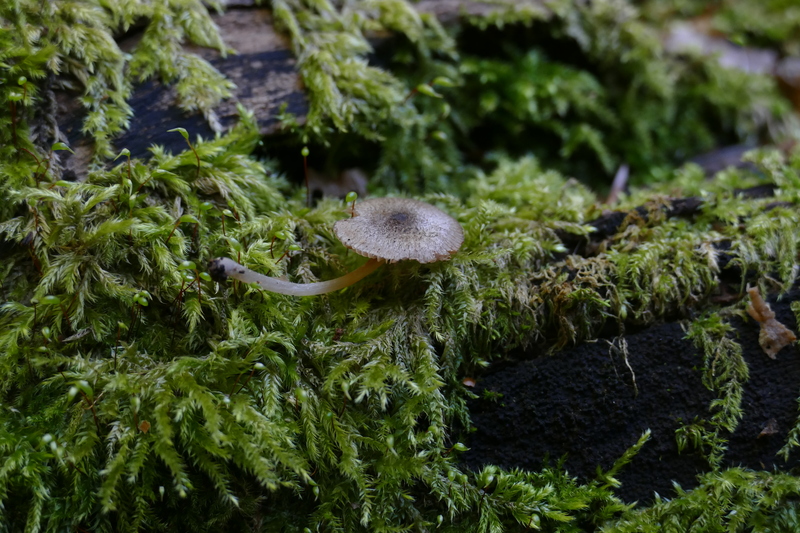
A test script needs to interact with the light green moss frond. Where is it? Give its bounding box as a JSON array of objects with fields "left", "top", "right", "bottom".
[
  {"left": 680, "top": 313, "right": 748, "bottom": 468},
  {"left": 605, "top": 468, "right": 800, "bottom": 532}
]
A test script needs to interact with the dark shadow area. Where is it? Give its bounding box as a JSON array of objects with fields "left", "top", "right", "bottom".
[
  {"left": 462, "top": 288, "right": 800, "bottom": 504},
  {"left": 456, "top": 21, "right": 592, "bottom": 72}
]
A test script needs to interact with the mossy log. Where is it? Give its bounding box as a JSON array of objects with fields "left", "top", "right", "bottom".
[
  {"left": 4, "top": 0, "right": 800, "bottom": 531},
  {"left": 465, "top": 286, "right": 800, "bottom": 503},
  {"left": 56, "top": 1, "right": 550, "bottom": 174}
]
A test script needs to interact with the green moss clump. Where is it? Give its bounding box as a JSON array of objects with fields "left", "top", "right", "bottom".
[
  {"left": 365, "top": 1, "right": 794, "bottom": 191},
  {"left": 265, "top": 0, "right": 796, "bottom": 193},
  {"left": 606, "top": 468, "right": 800, "bottom": 532},
  {"left": 3, "top": 134, "right": 800, "bottom": 529},
  {"left": 678, "top": 313, "right": 747, "bottom": 468},
  {"left": 1, "top": 0, "right": 231, "bottom": 159}
]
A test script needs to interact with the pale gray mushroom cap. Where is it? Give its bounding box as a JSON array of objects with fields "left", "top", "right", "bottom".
[{"left": 333, "top": 197, "right": 464, "bottom": 264}]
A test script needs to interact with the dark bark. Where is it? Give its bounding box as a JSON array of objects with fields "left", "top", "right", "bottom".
[
  {"left": 56, "top": 1, "right": 551, "bottom": 171},
  {"left": 463, "top": 287, "right": 800, "bottom": 503}
]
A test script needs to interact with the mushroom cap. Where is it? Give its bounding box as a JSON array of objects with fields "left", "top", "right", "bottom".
[{"left": 333, "top": 197, "right": 464, "bottom": 264}]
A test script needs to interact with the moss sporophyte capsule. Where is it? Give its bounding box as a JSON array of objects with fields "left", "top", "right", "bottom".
[{"left": 208, "top": 198, "right": 464, "bottom": 296}]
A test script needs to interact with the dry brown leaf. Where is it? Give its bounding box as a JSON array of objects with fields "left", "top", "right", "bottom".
[
  {"left": 746, "top": 286, "right": 797, "bottom": 359},
  {"left": 757, "top": 418, "right": 779, "bottom": 439}
]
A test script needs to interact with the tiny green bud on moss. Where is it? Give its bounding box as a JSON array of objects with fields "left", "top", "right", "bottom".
[
  {"left": 168, "top": 127, "right": 190, "bottom": 140},
  {"left": 51, "top": 142, "right": 74, "bottom": 153},
  {"left": 431, "top": 76, "right": 455, "bottom": 87},
  {"left": 415, "top": 83, "right": 442, "bottom": 98},
  {"left": 225, "top": 237, "right": 242, "bottom": 252},
  {"left": 178, "top": 214, "right": 200, "bottom": 224}
]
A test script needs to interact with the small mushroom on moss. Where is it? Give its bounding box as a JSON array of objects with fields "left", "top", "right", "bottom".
[{"left": 208, "top": 197, "right": 464, "bottom": 296}]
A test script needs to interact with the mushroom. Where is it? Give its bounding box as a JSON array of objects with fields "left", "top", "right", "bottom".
[{"left": 208, "top": 197, "right": 464, "bottom": 296}]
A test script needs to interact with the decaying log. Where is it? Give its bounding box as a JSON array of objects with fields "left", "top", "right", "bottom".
[
  {"left": 56, "top": 1, "right": 550, "bottom": 171},
  {"left": 54, "top": 0, "right": 798, "bottom": 180},
  {"left": 57, "top": 7, "right": 302, "bottom": 168},
  {"left": 557, "top": 184, "right": 781, "bottom": 257}
]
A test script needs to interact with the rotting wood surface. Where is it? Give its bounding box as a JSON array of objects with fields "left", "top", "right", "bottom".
[
  {"left": 463, "top": 286, "right": 800, "bottom": 504},
  {"left": 55, "top": 0, "right": 797, "bottom": 177},
  {"left": 56, "top": 0, "right": 551, "bottom": 173}
]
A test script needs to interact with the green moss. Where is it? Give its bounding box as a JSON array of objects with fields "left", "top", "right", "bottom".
[
  {"left": 374, "top": 0, "right": 793, "bottom": 190},
  {"left": 606, "top": 468, "right": 800, "bottom": 532},
  {"left": 4, "top": 137, "right": 800, "bottom": 529},
  {"left": 679, "top": 313, "right": 748, "bottom": 468},
  {"left": 2, "top": 0, "right": 800, "bottom": 531},
  {"left": 265, "top": 0, "right": 795, "bottom": 193}
]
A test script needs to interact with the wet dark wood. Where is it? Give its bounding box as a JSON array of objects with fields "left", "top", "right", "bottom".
[
  {"left": 55, "top": 1, "right": 550, "bottom": 167},
  {"left": 58, "top": 7, "right": 302, "bottom": 162}
]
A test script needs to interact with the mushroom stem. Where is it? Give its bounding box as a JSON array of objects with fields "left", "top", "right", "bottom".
[{"left": 208, "top": 257, "right": 383, "bottom": 296}]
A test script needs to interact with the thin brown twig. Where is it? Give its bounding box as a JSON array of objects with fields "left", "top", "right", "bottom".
[
  {"left": 235, "top": 366, "right": 258, "bottom": 395},
  {"left": 78, "top": 389, "right": 101, "bottom": 433}
]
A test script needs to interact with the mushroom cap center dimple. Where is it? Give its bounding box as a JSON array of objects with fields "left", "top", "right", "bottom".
[
  {"left": 388, "top": 212, "right": 410, "bottom": 225},
  {"left": 386, "top": 212, "right": 413, "bottom": 231}
]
